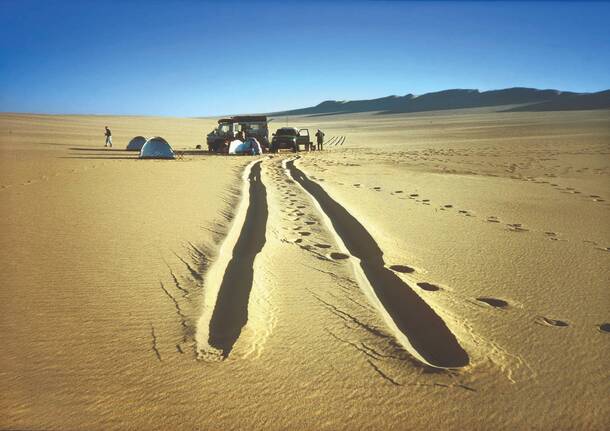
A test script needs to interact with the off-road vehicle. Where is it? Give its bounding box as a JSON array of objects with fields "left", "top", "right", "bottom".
[
  {"left": 270, "top": 127, "right": 312, "bottom": 152},
  {"left": 207, "top": 116, "right": 269, "bottom": 152}
]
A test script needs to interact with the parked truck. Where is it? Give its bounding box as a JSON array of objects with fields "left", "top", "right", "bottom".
[
  {"left": 207, "top": 116, "right": 269, "bottom": 152},
  {"left": 270, "top": 127, "right": 312, "bottom": 152}
]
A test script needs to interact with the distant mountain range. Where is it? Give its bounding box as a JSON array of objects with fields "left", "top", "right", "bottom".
[{"left": 268, "top": 87, "right": 610, "bottom": 117}]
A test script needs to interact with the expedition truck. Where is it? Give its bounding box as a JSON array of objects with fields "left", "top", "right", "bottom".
[
  {"left": 207, "top": 116, "right": 269, "bottom": 152},
  {"left": 270, "top": 127, "right": 313, "bottom": 152}
]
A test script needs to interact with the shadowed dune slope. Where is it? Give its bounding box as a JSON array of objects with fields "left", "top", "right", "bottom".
[
  {"left": 504, "top": 90, "right": 610, "bottom": 112},
  {"left": 268, "top": 87, "right": 609, "bottom": 117}
]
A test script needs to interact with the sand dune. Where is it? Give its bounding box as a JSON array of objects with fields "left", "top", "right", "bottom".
[
  {"left": 268, "top": 87, "right": 609, "bottom": 117},
  {"left": 505, "top": 90, "right": 610, "bottom": 112},
  {"left": 1, "top": 110, "right": 609, "bottom": 429}
]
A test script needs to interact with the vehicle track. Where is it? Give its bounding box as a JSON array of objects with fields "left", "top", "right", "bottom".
[
  {"left": 197, "top": 160, "right": 268, "bottom": 359},
  {"left": 285, "top": 157, "right": 469, "bottom": 369}
]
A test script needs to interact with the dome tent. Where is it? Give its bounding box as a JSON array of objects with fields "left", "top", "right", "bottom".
[
  {"left": 126, "top": 136, "right": 147, "bottom": 151},
  {"left": 139, "top": 137, "right": 175, "bottom": 159},
  {"left": 228, "top": 137, "right": 263, "bottom": 155}
]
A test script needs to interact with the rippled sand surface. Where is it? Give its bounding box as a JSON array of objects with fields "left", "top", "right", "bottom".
[{"left": 1, "top": 110, "right": 608, "bottom": 430}]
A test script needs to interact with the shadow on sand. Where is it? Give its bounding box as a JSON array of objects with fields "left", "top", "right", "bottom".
[
  {"left": 287, "top": 158, "right": 469, "bottom": 368},
  {"left": 69, "top": 147, "right": 130, "bottom": 152},
  {"left": 207, "top": 161, "right": 268, "bottom": 358},
  {"left": 60, "top": 155, "right": 138, "bottom": 160}
]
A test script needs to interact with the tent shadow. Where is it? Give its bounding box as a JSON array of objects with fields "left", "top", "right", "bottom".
[
  {"left": 69, "top": 147, "right": 129, "bottom": 152},
  {"left": 59, "top": 156, "right": 138, "bottom": 160}
]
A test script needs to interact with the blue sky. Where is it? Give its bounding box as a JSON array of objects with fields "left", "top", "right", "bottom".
[{"left": 1, "top": 0, "right": 609, "bottom": 116}]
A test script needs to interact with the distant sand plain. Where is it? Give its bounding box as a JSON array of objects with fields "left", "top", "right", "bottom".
[{"left": 1, "top": 109, "right": 608, "bottom": 430}]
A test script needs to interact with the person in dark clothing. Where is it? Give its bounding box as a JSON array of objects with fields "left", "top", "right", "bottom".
[
  {"left": 237, "top": 129, "right": 246, "bottom": 142},
  {"left": 315, "top": 129, "right": 325, "bottom": 150},
  {"left": 104, "top": 126, "right": 112, "bottom": 147}
]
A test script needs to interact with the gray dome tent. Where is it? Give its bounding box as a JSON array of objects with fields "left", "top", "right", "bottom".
[
  {"left": 139, "top": 137, "right": 175, "bottom": 159},
  {"left": 126, "top": 136, "right": 147, "bottom": 151}
]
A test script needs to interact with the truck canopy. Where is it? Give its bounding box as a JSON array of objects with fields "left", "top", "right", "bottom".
[{"left": 218, "top": 116, "right": 268, "bottom": 124}]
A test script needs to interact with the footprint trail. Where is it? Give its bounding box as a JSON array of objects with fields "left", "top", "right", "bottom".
[{"left": 285, "top": 157, "right": 469, "bottom": 369}]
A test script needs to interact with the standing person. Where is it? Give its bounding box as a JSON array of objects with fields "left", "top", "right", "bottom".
[
  {"left": 104, "top": 126, "right": 112, "bottom": 148},
  {"left": 315, "top": 129, "right": 325, "bottom": 150}
]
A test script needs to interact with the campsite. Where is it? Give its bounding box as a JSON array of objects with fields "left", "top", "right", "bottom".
[
  {"left": 1, "top": 1, "right": 609, "bottom": 430},
  {"left": 1, "top": 104, "right": 609, "bottom": 429}
]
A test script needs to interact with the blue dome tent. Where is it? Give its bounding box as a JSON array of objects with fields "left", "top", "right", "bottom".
[{"left": 139, "top": 137, "right": 175, "bottom": 159}]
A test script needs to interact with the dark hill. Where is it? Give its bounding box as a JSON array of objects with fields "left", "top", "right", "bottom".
[
  {"left": 503, "top": 90, "right": 610, "bottom": 112},
  {"left": 268, "top": 87, "right": 609, "bottom": 116}
]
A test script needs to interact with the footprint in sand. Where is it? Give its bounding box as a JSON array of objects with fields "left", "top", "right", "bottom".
[
  {"left": 409, "top": 193, "right": 419, "bottom": 198},
  {"left": 373, "top": 186, "right": 381, "bottom": 191},
  {"left": 389, "top": 264, "right": 415, "bottom": 274},
  {"left": 597, "top": 323, "right": 610, "bottom": 333},
  {"left": 476, "top": 297, "right": 509, "bottom": 308},
  {"left": 394, "top": 190, "right": 403, "bottom": 194},
  {"left": 486, "top": 216, "right": 500, "bottom": 223},
  {"left": 443, "top": 204, "right": 453, "bottom": 208},
  {"left": 507, "top": 223, "right": 528, "bottom": 232},
  {"left": 535, "top": 316, "right": 569, "bottom": 327},
  {"left": 353, "top": 184, "right": 361, "bottom": 187},
  {"left": 544, "top": 232, "right": 561, "bottom": 241},
  {"left": 314, "top": 243, "right": 331, "bottom": 249},
  {"left": 329, "top": 252, "right": 350, "bottom": 260},
  {"left": 417, "top": 282, "right": 440, "bottom": 292}
]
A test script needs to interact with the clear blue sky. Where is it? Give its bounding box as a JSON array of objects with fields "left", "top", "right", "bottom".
[{"left": 1, "top": 0, "right": 609, "bottom": 116}]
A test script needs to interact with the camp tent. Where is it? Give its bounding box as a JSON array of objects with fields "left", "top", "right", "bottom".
[
  {"left": 139, "top": 137, "right": 175, "bottom": 159},
  {"left": 228, "top": 138, "right": 262, "bottom": 155},
  {"left": 126, "top": 136, "right": 147, "bottom": 151},
  {"left": 246, "top": 138, "right": 263, "bottom": 155}
]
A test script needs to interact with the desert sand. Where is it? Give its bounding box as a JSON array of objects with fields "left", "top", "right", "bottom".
[{"left": 1, "top": 109, "right": 609, "bottom": 430}]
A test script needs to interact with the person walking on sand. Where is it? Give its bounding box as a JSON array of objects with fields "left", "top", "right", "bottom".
[
  {"left": 104, "top": 126, "right": 112, "bottom": 148},
  {"left": 315, "top": 129, "right": 325, "bottom": 150}
]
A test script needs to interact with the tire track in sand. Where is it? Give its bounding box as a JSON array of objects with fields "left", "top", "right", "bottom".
[
  {"left": 196, "top": 160, "right": 268, "bottom": 359},
  {"left": 285, "top": 157, "right": 469, "bottom": 369}
]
